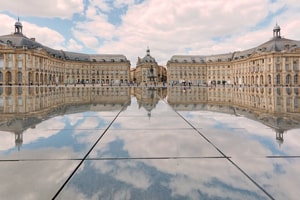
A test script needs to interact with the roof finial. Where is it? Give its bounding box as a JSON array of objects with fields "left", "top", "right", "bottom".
[
  {"left": 146, "top": 46, "right": 150, "bottom": 56},
  {"left": 14, "top": 17, "right": 23, "bottom": 34},
  {"left": 273, "top": 22, "right": 281, "bottom": 38}
]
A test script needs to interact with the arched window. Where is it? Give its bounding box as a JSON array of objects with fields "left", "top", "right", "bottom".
[
  {"left": 6, "top": 72, "right": 12, "bottom": 83},
  {"left": 276, "top": 74, "right": 281, "bottom": 85}
]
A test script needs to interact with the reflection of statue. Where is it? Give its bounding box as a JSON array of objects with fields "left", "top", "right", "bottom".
[
  {"left": 275, "top": 130, "right": 284, "bottom": 147},
  {"left": 15, "top": 132, "right": 23, "bottom": 151}
]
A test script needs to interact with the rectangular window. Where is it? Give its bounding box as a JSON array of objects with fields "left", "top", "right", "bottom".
[
  {"left": 18, "top": 97, "right": 22, "bottom": 105},
  {"left": 276, "top": 64, "right": 280, "bottom": 72},
  {"left": 285, "top": 64, "right": 289, "bottom": 71},
  {"left": 8, "top": 61, "right": 13, "bottom": 68},
  {"left": 293, "top": 62, "right": 299, "bottom": 72},
  {"left": 18, "top": 61, "right": 22, "bottom": 68}
]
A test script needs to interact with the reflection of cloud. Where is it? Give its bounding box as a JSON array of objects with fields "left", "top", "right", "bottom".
[
  {"left": 177, "top": 111, "right": 300, "bottom": 199},
  {"left": 25, "top": 116, "right": 65, "bottom": 137},
  {"left": 179, "top": 111, "right": 300, "bottom": 156},
  {"left": 86, "top": 128, "right": 268, "bottom": 199},
  {"left": 232, "top": 157, "right": 300, "bottom": 200},
  {"left": 0, "top": 116, "right": 65, "bottom": 152},
  {"left": 92, "top": 160, "right": 151, "bottom": 190},
  {"left": 0, "top": 159, "right": 79, "bottom": 200},
  {"left": 0, "top": 131, "right": 15, "bottom": 151},
  {"left": 62, "top": 158, "right": 267, "bottom": 199}
]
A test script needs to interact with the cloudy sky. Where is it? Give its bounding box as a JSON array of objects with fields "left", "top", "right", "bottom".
[{"left": 0, "top": 0, "right": 299, "bottom": 66}]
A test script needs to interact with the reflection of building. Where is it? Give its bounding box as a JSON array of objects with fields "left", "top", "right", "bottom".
[
  {"left": 167, "top": 24, "right": 300, "bottom": 87},
  {"left": 167, "top": 87, "right": 300, "bottom": 114},
  {"left": 167, "top": 86, "right": 300, "bottom": 146},
  {"left": 132, "top": 48, "right": 167, "bottom": 85},
  {"left": 0, "top": 86, "right": 299, "bottom": 149},
  {"left": 0, "top": 20, "right": 130, "bottom": 86},
  {"left": 0, "top": 86, "right": 131, "bottom": 150},
  {"left": 133, "top": 87, "right": 166, "bottom": 118}
]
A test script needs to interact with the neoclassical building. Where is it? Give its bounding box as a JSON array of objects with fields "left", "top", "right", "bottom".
[
  {"left": 167, "top": 24, "right": 300, "bottom": 87},
  {"left": 131, "top": 48, "right": 167, "bottom": 85},
  {"left": 0, "top": 20, "right": 130, "bottom": 86}
]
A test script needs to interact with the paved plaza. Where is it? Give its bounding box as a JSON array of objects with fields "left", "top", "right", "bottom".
[{"left": 0, "top": 86, "right": 300, "bottom": 200}]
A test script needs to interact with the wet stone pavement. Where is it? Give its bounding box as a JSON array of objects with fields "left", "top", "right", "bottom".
[{"left": 0, "top": 86, "right": 300, "bottom": 199}]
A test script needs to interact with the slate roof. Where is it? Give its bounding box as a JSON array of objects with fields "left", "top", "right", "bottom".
[{"left": 136, "top": 48, "right": 157, "bottom": 65}]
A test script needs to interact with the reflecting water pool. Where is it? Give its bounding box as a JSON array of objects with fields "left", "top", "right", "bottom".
[{"left": 0, "top": 86, "right": 299, "bottom": 199}]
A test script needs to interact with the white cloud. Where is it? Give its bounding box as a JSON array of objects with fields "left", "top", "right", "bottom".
[
  {"left": 1, "top": 0, "right": 300, "bottom": 67},
  {"left": 0, "top": 0, "right": 83, "bottom": 19},
  {"left": 0, "top": 14, "right": 66, "bottom": 50},
  {"left": 90, "top": 0, "right": 299, "bottom": 65},
  {"left": 22, "top": 22, "right": 66, "bottom": 49},
  {"left": 67, "top": 38, "right": 84, "bottom": 51},
  {"left": 90, "top": 0, "right": 112, "bottom": 13},
  {"left": 80, "top": 0, "right": 273, "bottom": 65},
  {"left": 113, "top": 0, "right": 136, "bottom": 8}
]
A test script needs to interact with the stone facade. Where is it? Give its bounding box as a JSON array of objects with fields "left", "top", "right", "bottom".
[
  {"left": 132, "top": 48, "right": 167, "bottom": 85},
  {"left": 167, "top": 24, "right": 300, "bottom": 87},
  {"left": 1, "top": 20, "right": 300, "bottom": 87},
  {"left": 0, "top": 20, "right": 130, "bottom": 86}
]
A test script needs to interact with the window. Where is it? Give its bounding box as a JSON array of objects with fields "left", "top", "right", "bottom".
[
  {"left": 293, "top": 62, "right": 299, "bottom": 72},
  {"left": 276, "top": 74, "right": 281, "bottom": 85},
  {"left": 268, "top": 75, "right": 272, "bottom": 84},
  {"left": 0, "top": 54, "right": 3, "bottom": 68},
  {"left": 276, "top": 57, "right": 280, "bottom": 62},
  {"left": 276, "top": 64, "right": 280, "bottom": 72},
  {"left": 18, "top": 61, "right": 22, "bottom": 68},
  {"left": 286, "top": 74, "right": 291, "bottom": 84},
  {"left": 8, "top": 61, "right": 13, "bottom": 68},
  {"left": 18, "top": 72, "right": 22, "bottom": 82},
  {"left": 285, "top": 64, "right": 289, "bottom": 71}
]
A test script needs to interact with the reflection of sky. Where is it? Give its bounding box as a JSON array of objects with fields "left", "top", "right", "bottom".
[
  {"left": 178, "top": 111, "right": 300, "bottom": 157},
  {"left": 0, "top": 111, "right": 117, "bottom": 159},
  {"left": 0, "top": 160, "right": 80, "bottom": 200},
  {"left": 177, "top": 110, "right": 300, "bottom": 199},
  {"left": 57, "top": 158, "right": 268, "bottom": 200},
  {"left": 0, "top": 94, "right": 299, "bottom": 199}
]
